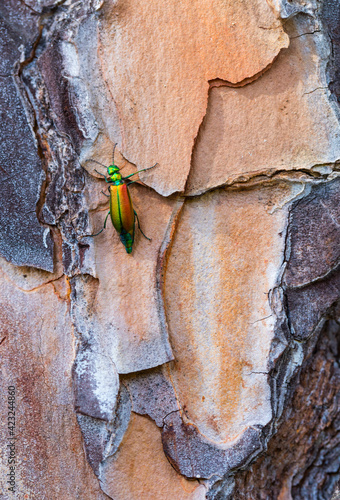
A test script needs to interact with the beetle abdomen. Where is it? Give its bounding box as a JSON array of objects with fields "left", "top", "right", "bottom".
[
  {"left": 109, "top": 183, "right": 135, "bottom": 253},
  {"left": 109, "top": 184, "right": 134, "bottom": 234},
  {"left": 119, "top": 230, "right": 133, "bottom": 254}
]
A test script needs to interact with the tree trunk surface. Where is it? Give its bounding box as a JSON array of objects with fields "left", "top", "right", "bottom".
[{"left": 0, "top": 1, "right": 339, "bottom": 499}]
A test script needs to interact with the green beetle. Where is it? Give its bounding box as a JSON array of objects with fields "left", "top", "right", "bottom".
[{"left": 86, "top": 146, "right": 157, "bottom": 254}]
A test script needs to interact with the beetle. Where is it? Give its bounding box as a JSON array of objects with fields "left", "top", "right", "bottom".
[{"left": 85, "top": 145, "right": 157, "bottom": 254}]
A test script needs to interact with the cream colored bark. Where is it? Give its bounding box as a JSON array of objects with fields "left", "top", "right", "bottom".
[{"left": 0, "top": 0, "right": 339, "bottom": 498}]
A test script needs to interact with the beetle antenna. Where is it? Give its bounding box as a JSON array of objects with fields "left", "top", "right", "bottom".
[
  {"left": 84, "top": 159, "right": 107, "bottom": 168},
  {"left": 144, "top": 162, "right": 159, "bottom": 172},
  {"left": 112, "top": 143, "right": 118, "bottom": 164}
]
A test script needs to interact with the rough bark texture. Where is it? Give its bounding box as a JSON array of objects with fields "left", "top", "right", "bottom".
[
  {"left": 0, "top": 0, "right": 339, "bottom": 499},
  {"left": 232, "top": 318, "right": 340, "bottom": 500}
]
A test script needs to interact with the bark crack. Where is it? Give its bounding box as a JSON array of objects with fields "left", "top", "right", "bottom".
[
  {"left": 250, "top": 315, "right": 273, "bottom": 325},
  {"left": 290, "top": 30, "right": 321, "bottom": 39},
  {"left": 186, "top": 165, "right": 340, "bottom": 198},
  {"left": 184, "top": 42, "right": 286, "bottom": 196},
  {"left": 303, "top": 86, "right": 329, "bottom": 95},
  {"left": 286, "top": 259, "right": 340, "bottom": 291}
]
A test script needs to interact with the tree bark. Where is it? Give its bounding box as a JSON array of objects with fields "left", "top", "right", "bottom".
[{"left": 0, "top": 0, "right": 339, "bottom": 499}]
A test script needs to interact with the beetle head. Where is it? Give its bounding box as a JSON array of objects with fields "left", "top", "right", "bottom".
[{"left": 107, "top": 165, "right": 120, "bottom": 175}]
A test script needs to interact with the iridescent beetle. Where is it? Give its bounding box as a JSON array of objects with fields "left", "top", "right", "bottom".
[{"left": 86, "top": 145, "right": 157, "bottom": 254}]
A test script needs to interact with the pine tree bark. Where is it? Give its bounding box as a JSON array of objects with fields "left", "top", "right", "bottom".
[{"left": 0, "top": 1, "right": 339, "bottom": 499}]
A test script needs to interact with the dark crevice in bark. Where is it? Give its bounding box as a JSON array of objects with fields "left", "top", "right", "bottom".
[{"left": 232, "top": 317, "right": 340, "bottom": 500}]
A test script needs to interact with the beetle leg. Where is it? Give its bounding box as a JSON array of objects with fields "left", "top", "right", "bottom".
[
  {"left": 101, "top": 189, "right": 110, "bottom": 197},
  {"left": 88, "top": 211, "right": 110, "bottom": 237},
  {"left": 134, "top": 210, "right": 151, "bottom": 241},
  {"left": 95, "top": 168, "right": 106, "bottom": 177},
  {"left": 123, "top": 163, "right": 159, "bottom": 180},
  {"left": 94, "top": 169, "right": 111, "bottom": 183},
  {"left": 103, "top": 211, "right": 110, "bottom": 228},
  {"left": 94, "top": 169, "right": 110, "bottom": 183},
  {"left": 91, "top": 228, "right": 104, "bottom": 237}
]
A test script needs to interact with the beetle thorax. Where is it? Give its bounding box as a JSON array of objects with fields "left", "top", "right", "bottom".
[{"left": 107, "top": 165, "right": 122, "bottom": 183}]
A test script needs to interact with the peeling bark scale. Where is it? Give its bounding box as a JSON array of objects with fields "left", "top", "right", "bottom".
[{"left": 0, "top": 0, "right": 339, "bottom": 499}]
